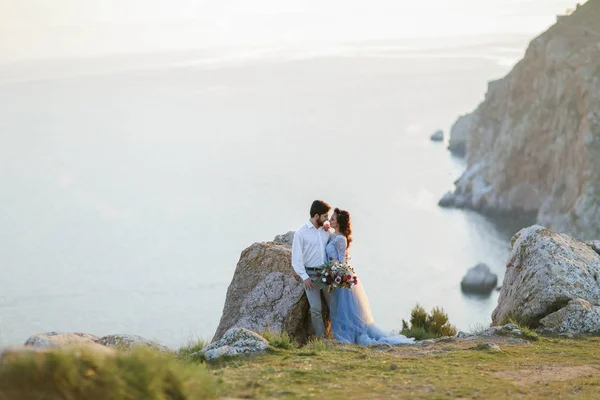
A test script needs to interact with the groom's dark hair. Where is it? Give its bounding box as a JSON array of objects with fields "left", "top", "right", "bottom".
[{"left": 310, "top": 200, "right": 331, "bottom": 218}]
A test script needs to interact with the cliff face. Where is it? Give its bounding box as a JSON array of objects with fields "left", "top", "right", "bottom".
[{"left": 444, "top": 0, "right": 600, "bottom": 239}]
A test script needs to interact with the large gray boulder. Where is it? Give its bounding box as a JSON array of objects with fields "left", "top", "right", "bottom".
[
  {"left": 538, "top": 299, "right": 600, "bottom": 333},
  {"left": 203, "top": 328, "right": 269, "bottom": 361},
  {"left": 461, "top": 263, "right": 498, "bottom": 294},
  {"left": 212, "top": 233, "right": 311, "bottom": 343},
  {"left": 492, "top": 225, "right": 600, "bottom": 328}
]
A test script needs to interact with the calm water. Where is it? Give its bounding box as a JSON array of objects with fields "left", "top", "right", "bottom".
[{"left": 0, "top": 40, "right": 533, "bottom": 347}]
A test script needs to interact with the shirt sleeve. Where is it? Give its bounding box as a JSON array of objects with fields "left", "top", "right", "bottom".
[
  {"left": 291, "top": 230, "right": 309, "bottom": 281},
  {"left": 333, "top": 236, "right": 347, "bottom": 262}
]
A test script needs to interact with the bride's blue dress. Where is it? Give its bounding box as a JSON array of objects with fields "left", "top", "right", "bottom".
[{"left": 326, "top": 234, "right": 414, "bottom": 345}]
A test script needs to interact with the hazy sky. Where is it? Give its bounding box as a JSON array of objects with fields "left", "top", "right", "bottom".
[{"left": 0, "top": 0, "right": 578, "bottom": 60}]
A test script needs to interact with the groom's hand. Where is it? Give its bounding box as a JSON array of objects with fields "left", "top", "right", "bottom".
[{"left": 304, "top": 278, "right": 314, "bottom": 290}]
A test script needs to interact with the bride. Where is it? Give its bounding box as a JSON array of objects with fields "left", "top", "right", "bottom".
[{"left": 326, "top": 208, "right": 414, "bottom": 345}]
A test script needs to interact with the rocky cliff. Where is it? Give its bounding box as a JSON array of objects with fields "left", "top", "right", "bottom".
[{"left": 443, "top": 1, "right": 600, "bottom": 239}]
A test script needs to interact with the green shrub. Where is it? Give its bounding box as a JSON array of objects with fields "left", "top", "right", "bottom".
[
  {"left": 409, "top": 303, "right": 428, "bottom": 329},
  {"left": 399, "top": 327, "right": 440, "bottom": 341},
  {"left": 0, "top": 346, "right": 219, "bottom": 400},
  {"left": 401, "top": 304, "right": 457, "bottom": 339},
  {"left": 427, "top": 307, "right": 457, "bottom": 337}
]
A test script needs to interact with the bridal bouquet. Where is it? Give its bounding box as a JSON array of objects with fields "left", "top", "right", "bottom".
[{"left": 311, "top": 261, "right": 358, "bottom": 291}]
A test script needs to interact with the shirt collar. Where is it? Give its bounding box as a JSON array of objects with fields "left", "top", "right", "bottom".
[{"left": 306, "top": 220, "right": 320, "bottom": 230}]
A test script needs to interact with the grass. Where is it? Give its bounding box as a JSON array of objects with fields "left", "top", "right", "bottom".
[
  {"left": 3, "top": 335, "right": 600, "bottom": 399},
  {"left": 210, "top": 335, "right": 600, "bottom": 399},
  {"left": 0, "top": 346, "right": 219, "bottom": 400},
  {"left": 507, "top": 318, "right": 540, "bottom": 341},
  {"left": 177, "top": 337, "right": 209, "bottom": 363},
  {"left": 261, "top": 331, "right": 299, "bottom": 350}
]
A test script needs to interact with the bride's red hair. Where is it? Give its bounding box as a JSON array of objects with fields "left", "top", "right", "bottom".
[{"left": 334, "top": 207, "right": 353, "bottom": 251}]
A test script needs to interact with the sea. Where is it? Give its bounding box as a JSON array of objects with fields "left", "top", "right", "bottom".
[{"left": 0, "top": 0, "right": 576, "bottom": 347}]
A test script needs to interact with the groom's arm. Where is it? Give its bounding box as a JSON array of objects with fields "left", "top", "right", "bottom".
[{"left": 291, "top": 231, "right": 310, "bottom": 281}]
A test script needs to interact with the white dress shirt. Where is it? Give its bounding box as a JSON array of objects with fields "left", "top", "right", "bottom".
[{"left": 291, "top": 220, "right": 331, "bottom": 281}]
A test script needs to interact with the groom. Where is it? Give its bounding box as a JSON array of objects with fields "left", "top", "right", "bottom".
[{"left": 291, "top": 200, "right": 332, "bottom": 337}]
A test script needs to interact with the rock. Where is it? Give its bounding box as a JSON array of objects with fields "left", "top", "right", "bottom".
[
  {"left": 492, "top": 226, "right": 600, "bottom": 328},
  {"left": 474, "top": 343, "right": 501, "bottom": 352},
  {"left": 93, "top": 334, "right": 169, "bottom": 351},
  {"left": 448, "top": 113, "right": 473, "bottom": 156},
  {"left": 2, "top": 344, "right": 116, "bottom": 362},
  {"left": 456, "top": 331, "right": 472, "bottom": 338},
  {"left": 501, "top": 324, "right": 518, "bottom": 331},
  {"left": 558, "top": 332, "right": 575, "bottom": 339},
  {"left": 22, "top": 332, "right": 116, "bottom": 356},
  {"left": 438, "top": 191, "right": 455, "bottom": 208},
  {"left": 586, "top": 240, "right": 600, "bottom": 256},
  {"left": 512, "top": 329, "right": 523, "bottom": 335},
  {"left": 538, "top": 299, "right": 600, "bottom": 333},
  {"left": 24, "top": 332, "right": 99, "bottom": 348},
  {"left": 212, "top": 234, "right": 310, "bottom": 343},
  {"left": 273, "top": 231, "right": 294, "bottom": 247},
  {"left": 484, "top": 327, "right": 501, "bottom": 336},
  {"left": 202, "top": 328, "right": 269, "bottom": 361},
  {"left": 430, "top": 130, "right": 444, "bottom": 142},
  {"left": 486, "top": 343, "right": 501, "bottom": 352},
  {"left": 460, "top": 263, "right": 498, "bottom": 294},
  {"left": 390, "top": 363, "right": 399, "bottom": 371},
  {"left": 23, "top": 332, "right": 169, "bottom": 352},
  {"left": 439, "top": 2, "right": 600, "bottom": 240}
]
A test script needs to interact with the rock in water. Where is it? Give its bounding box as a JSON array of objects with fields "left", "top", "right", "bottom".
[
  {"left": 492, "top": 225, "right": 600, "bottom": 328},
  {"left": 430, "top": 130, "right": 444, "bottom": 142},
  {"left": 212, "top": 233, "right": 310, "bottom": 342},
  {"left": 447, "top": 113, "right": 473, "bottom": 156},
  {"left": 202, "top": 328, "right": 270, "bottom": 360},
  {"left": 461, "top": 263, "right": 498, "bottom": 294}
]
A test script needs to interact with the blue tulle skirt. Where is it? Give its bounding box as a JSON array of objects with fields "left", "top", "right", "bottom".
[{"left": 330, "top": 282, "right": 414, "bottom": 346}]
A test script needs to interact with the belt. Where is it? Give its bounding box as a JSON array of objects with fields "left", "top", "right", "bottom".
[{"left": 306, "top": 267, "right": 321, "bottom": 271}]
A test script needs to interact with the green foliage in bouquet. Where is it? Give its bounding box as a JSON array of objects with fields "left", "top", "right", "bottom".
[{"left": 401, "top": 303, "right": 457, "bottom": 340}]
